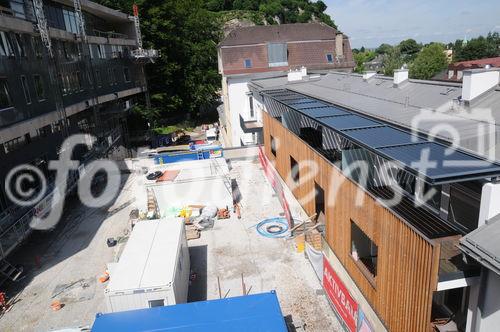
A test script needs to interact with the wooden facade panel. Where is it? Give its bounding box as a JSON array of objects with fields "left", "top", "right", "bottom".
[{"left": 262, "top": 112, "right": 439, "bottom": 332}]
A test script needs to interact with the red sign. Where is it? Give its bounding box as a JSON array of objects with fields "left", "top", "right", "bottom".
[
  {"left": 132, "top": 4, "right": 139, "bottom": 17},
  {"left": 258, "top": 146, "right": 293, "bottom": 228},
  {"left": 323, "top": 255, "right": 358, "bottom": 332}
]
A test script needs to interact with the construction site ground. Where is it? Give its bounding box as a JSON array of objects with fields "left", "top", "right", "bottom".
[{"left": 0, "top": 152, "right": 342, "bottom": 332}]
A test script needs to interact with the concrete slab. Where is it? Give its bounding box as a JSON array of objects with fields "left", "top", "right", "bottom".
[
  {"left": 0, "top": 175, "right": 136, "bottom": 332},
  {"left": 0, "top": 155, "right": 342, "bottom": 331},
  {"left": 188, "top": 157, "right": 342, "bottom": 331}
]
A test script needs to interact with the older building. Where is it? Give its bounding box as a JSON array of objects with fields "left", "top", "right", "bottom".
[
  {"left": 0, "top": 0, "right": 156, "bottom": 282},
  {"left": 435, "top": 57, "right": 500, "bottom": 82},
  {"left": 250, "top": 68, "right": 500, "bottom": 331},
  {"left": 217, "top": 23, "right": 354, "bottom": 147}
]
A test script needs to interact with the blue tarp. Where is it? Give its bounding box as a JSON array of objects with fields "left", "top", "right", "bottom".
[{"left": 91, "top": 291, "right": 288, "bottom": 332}]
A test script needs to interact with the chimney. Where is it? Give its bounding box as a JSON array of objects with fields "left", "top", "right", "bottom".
[
  {"left": 300, "top": 66, "right": 307, "bottom": 77},
  {"left": 461, "top": 68, "right": 500, "bottom": 102},
  {"left": 393, "top": 69, "right": 409, "bottom": 86},
  {"left": 363, "top": 71, "right": 376, "bottom": 81},
  {"left": 288, "top": 68, "right": 307, "bottom": 82},
  {"left": 335, "top": 33, "right": 343, "bottom": 57}
]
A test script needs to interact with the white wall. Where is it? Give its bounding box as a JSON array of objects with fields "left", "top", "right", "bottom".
[
  {"left": 478, "top": 182, "right": 500, "bottom": 227},
  {"left": 477, "top": 270, "right": 500, "bottom": 331},
  {"left": 226, "top": 76, "right": 260, "bottom": 147},
  {"left": 462, "top": 70, "right": 500, "bottom": 101}
]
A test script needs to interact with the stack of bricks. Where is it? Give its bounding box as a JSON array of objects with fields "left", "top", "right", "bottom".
[{"left": 305, "top": 229, "right": 322, "bottom": 251}]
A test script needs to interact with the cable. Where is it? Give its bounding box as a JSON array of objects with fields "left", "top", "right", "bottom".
[{"left": 256, "top": 217, "right": 289, "bottom": 238}]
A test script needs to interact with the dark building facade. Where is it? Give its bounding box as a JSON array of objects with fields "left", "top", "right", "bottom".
[{"left": 0, "top": 0, "right": 153, "bottom": 266}]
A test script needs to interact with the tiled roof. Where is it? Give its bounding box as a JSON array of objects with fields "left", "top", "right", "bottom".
[
  {"left": 450, "top": 57, "right": 500, "bottom": 70},
  {"left": 219, "top": 23, "right": 341, "bottom": 47}
]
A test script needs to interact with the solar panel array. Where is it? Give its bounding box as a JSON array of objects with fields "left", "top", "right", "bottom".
[{"left": 264, "top": 89, "right": 500, "bottom": 184}]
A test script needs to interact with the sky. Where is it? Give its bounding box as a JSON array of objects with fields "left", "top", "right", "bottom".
[{"left": 325, "top": 0, "right": 500, "bottom": 49}]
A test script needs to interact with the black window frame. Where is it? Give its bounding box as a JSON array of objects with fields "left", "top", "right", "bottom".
[
  {"left": 290, "top": 156, "right": 299, "bottom": 184},
  {"left": 33, "top": 74, "right": 46, "bottom": 101},
  {"left": 123, "top": 67, "right": 131, "bottom": 82},
  {"left": 351, "top": 220, "right": 378, "bottom": 281},
  {"left": 0, "top": 31, "right": 14, "bottom": 57},
  {"left": 270, "top": 135, "right": 277, "bottom": 157},
  {"left": 95, "top": 69, "right": 102, "bottom": 88},
  {"left": 315, "top": 181, "right": 325, "bottom": 222},
  {"left": 20, "top": 75, "right": 31, "bottom": 104},
  {"left": 14, "top": 33, "right": 26, "bottom": 58},
  {"left": 76, "top": 71, "right": 84, "bottom": 91},
  {"left": 249, "top": 95, "right": 254, "bottom": 118}
]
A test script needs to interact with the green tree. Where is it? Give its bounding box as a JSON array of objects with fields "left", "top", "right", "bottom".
[
  {"left": 452, "top": 32, "right": 500, "bottom": 62},
  {"left": 96, "top": 0, "right": 221, "bottom": 122},
  {"left": 382, "top": 47, "right": 404, "bottom": 76},
  {"left": 353, "top": 50, "right": 376, "bottom": 73},
  {"left": 376, "top": 43, "right": 393, "bottom": 55},
  {"left": 398, "top": 38, "right": 422, "bottom": 61},
  {"left": 207, "top": 0, "right": 337, "bottom": 27},
  {"left": 410, "top": 43, "right": 448, "bottom": 80}
]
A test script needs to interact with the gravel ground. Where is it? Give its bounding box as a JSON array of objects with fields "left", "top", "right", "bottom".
[
  {"left": 188, "top": 157, "right": 342, "bottom": 331},
  {"left": 0, "top": 175, "right": 136, "bottom": 332},
  {"left": 0, "top": 154, "right": 342, "bottom": 332}
]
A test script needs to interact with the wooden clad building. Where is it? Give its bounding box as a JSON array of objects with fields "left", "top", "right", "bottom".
[{"left": 256, "top": 88, "right": 494, "bottom": 331}]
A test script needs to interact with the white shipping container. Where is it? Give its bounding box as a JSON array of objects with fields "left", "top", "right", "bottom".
[{"left": 105, "top": 218, "right": 190, "bottom": 312}]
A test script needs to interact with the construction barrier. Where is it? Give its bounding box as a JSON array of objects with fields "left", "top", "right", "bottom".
[{"left": 258, "top": 146, "right": 293, "bottom": 228}]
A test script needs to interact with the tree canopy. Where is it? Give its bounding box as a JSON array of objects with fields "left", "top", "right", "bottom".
[
  {"left": 205, "top": 0, "right": 336, "bottom": 27},
  {"left": 95, "top": 0, "right": 221, "bottom": 125},
  {"left": 398, "top": 39, "right": 422, "bottom": 61},
  {"left": 95, "top": 0, "right": 338, "bottom": 126},
  {"left": 409, "top": 43, "right": 448, "bottom": 80},
  {"left": 453, "top": 32, "right": 500, "bottom": 62}
]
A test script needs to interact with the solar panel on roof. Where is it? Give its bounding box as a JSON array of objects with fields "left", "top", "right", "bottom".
[
  {"left": 287, "top": 98, "right": 317, "bottom": 105},
  {"left": 265, "top": 89, "right": 500, "bottom": 184},
  {"left": 275, "top": 96, "right": 305, "bottom": 102},
  {"left": 377, "top": 142, "right": 500, "bottom": 183},
  {"left": 299, "top": 106, "right": 348, "bottom": 118},
  {"left": 343, "top": 126, "right": 425, "bottom": 148},
  {"left": 293, "top": 101, "right": 328, "bottom": 109},
  {"left": 318, "top": 114, "right": 383, "bottom": 130}
]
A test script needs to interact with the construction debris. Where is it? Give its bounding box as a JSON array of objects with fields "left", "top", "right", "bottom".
[
  {"left": 186, "top": 225, "right": 200, "bottom": 240},
  {"left": 217, "top": 207, "right": 230, "bottom": 219}
]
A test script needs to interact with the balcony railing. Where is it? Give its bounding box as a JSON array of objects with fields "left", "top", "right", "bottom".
[
  {"left": 130, "top": 49, "right": 160, "bottom": 63},
  {"left": 92, "top": 29, "right": 129, "bottom": 40}
]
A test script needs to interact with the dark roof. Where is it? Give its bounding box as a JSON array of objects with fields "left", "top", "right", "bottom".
[
  {"left": 251, "top": 72, "right": 500, "bottom": 161},
  {"left": 263, "top": 89, "right": 500, "bottom": 185},
  {"left": 459, "top": 214, "right": 500, "bottom": 275},
  {"left": 92, "top": 292, "right": 288, "bottom": 332},
  {"left": 220, "top": 23, "right": 340, "bottom": 47}
]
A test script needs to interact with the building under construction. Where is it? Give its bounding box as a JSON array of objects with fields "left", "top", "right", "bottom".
[{"left": 0, "top": 0, "right": 156, "bottom": 282}]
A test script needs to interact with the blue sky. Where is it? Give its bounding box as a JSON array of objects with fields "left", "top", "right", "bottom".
[{"left": 324, "top": 0, "right": 500, "bottom": 48}]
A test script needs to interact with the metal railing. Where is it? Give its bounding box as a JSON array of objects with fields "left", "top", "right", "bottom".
[
  {"left": 130, "top": 49, "right": 160, "bottom": 59},
  {"left": 92, "top": 29, "right": 128, "bottom": 40},
  {"left": 0, "top": 129, "right": 123, "bottom": 260}
]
